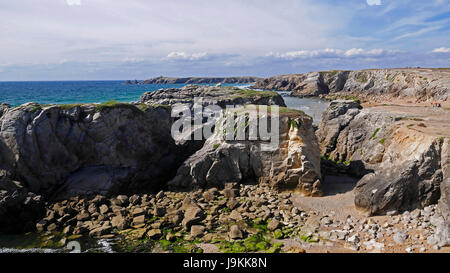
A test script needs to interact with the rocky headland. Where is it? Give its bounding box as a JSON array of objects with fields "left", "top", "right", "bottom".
[
  {"left": 0, "top": 77, "right": 449, "bottom": 253},
  {"left": 252, "top": 68, "right": 450, "bottom": 102},
  {"left": 137, "top": 76, "right": 261, "bottom": 85}
]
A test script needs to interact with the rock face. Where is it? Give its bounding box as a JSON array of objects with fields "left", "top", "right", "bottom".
[
  {"left": 253, "top": 68, "right": 450, "bottom": 101},
  {"left": 168, "top": 106, "right": 322, "bottom": 196},
  {"left": 139, "top": 76, "right": 261, "bottom": 85},
  {"left": 317, "top": 100, "right": 448, "bottom": 215},
  {"left": 140, "top": 85, "right": 286, "bottom": 108},
  {"left": 0, "top": 102, "right": 178, "bottom": 199},
  {"left": 0, "top": 177, "right": 45, "bottom": 233}
]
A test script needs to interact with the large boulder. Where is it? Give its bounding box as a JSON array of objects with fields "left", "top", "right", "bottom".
[
  {"left": 0, "top": 102, "right": 177, "bottom": 199},
  {"left": 168, "top": 106, "right": 322, "bottom": 196},
  {"left": 317, "top": 100, "right": 447, "bottom": 215}
]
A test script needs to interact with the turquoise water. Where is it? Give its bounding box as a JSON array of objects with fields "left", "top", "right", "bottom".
[
  {"left": 0, "top": 81, "right": 249, "bottom": 107},
  {"left": 0, "top": 81, "right": 328, "bottom": 124}
]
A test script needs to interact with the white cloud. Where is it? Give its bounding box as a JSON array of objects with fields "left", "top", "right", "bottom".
[
  {"left": 166, "top": 52, "right": 208, "bottom": 61},
  {"left": 432, "top": 47, "right": 450, "bottom": 53},
  {"left": 66, "top": 0, "right": 81, "bottom": 6},
  {"left": 268, "top": 48, "right": 394, "bottom": 60},
  {"left": 367, "top": 0, "right": 381, "bottom": 6}
]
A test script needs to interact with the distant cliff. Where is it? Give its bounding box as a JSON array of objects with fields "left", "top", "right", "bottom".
[
  {"left": 138, "top": 76, "right": 261, "bottom": 85},
  {"left": 252, "top": 68, "right": 450, "bottom": 101}
]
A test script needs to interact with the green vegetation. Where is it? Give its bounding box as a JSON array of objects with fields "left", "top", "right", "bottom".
[
  {"left": 356, "top": 74, "right": 368, "bottom": 83},
  {"left": 94, "top": 100, "right": 142, "bottom": 114},
  {"left": 231, "top": 89, "right": 278, "bottom": 99},
  {"left": 213, "top": 143, "right": 220, "bottom": 150},
  {"left": 300, "top": 233, "right": 319, "bottom": 243},
  {"left": 59, "top": 103, "right": 83, "bottom": 110},
  {"left": 379, "top": 138, "right": 386, "bottom": 144},
  {"left": 370, "top": 128, "right": 381, "bottom": 140}
]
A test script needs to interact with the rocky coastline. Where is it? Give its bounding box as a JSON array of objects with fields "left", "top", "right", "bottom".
[
  {"left": 131, "top": 76, "right": 261, "bottom": 85},
  {"left": 0, "top": 80, "right": 449, "bottom": 253},
  {"left": 252, "top": 68, "right": 450, "bottom": 102}
]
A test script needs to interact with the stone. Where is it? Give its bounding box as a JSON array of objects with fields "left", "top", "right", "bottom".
[
  {"left": 147, "top": 229, "right": 162, "bottom": 239},
  {"left": 182, "top": 206, "right": 204, "bottom": 230},
  {"left": 393, "top": 231, "right": 408, "bottom": 244},
  {"left": 229, "top": 225, "right": 243, "bottom": 240},
  {"left": 190, "top": 225, "right": 206, "bottom": 238},
  {"left": 268, "top": 219, "right": 280, "bottom": 231},
  {"left": 111, "top": 215, "right": 128, "bottom": 230},
  {"left": 99, "top": 204, "right": 109, "bottom": 215},
  {"left": 89, "top": 226, "right": 112, "bottom": 237},
  {"left": 36, "top": 220, "right": 48, "bottom": 232},
  {"left": 76, "top": 212, "right": 90, "bottom": 221},
  {"left": 132, "top": 215, "right": 146, "bottom": 227},
  {"left": 229, "top": 210, "right": 243, "bottom": 222},
  {"left": 47, "top": 223, "right": 58, "bottom": 232},
  {"left": 132, "top": 208, "right": 145, "bottom": 217},
  {"left": 153, "top": 207, "right": 166, "bottom": 217}
]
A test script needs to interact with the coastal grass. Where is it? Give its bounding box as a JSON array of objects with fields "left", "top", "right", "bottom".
[
  {"left": 231, "top": 89, "right": 279, "bottom": 99},
  {"left": 370, "top": 128, "right": 381, "bottom": 140}
]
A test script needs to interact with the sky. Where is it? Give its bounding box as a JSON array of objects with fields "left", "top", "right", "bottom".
[{"left": 0, "top": 0, "right": 449, "bottom": 80}]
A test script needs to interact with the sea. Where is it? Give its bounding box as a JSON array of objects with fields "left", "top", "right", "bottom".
[
  {"left": 0, "top": 80, "right": 329, "bottom": 123},
  {"left": 0, "top": 80, "right": 329, "bottom": 252}
]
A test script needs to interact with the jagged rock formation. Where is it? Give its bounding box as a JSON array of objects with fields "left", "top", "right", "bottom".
[
  {"left": 0, "top": 102, "right": 178, "bottom": 199},
  {"left": 253, "top": 68, "right": 450, "bottom": 101},
  {"left": 140, "top": 85, "right": 286, "bottom": 108},
  {"left": 0, "top": 177, "right": 44, "bottom": 233},
  {"left": 168, "top": 106, "right": 322, "bottom": 196},
  {"left": 139, "top": 76, "right": 260, "bottom": 85},
  {"left": 317, "top": 100, "right": 449, "bottom": 217},
  {"left": 0, "top": 87, "right": 287, "bottom": 233}
]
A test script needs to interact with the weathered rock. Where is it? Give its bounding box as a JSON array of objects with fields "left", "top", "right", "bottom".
[
  {"left": 393, "top": 231, "right": 408, "bottom": 244},
  {"left": 190, "top": 225, "right": 206, "bottom": 238},
  {"left": 268, "top": 219, "right": 280, "bottom": 231},
  {"left": 182, "top": 205, "right": 204, "bottom": 230},
  {"left": 0, "top": 102, "right": 178, "bottom": 199},
  {"left": 147, "top": 229, "right": 162, "bottom": 239},
  {"left": 253, "top": 68, "right": 450, "bottom": 101},
  {"left": 140, "top": 85, "right": 285, "bottom": 108},
  {"left": 132, "top": 215, "right": 146, "bottom": 227},
  {"left": 318, "top": 100, "right": 446, "bottom": 215},
  {"left": 111, "top": 215, "right": 128, "bottom": 230},
  {"left": 139, "top": 76, "right": 261, "bottom": 85},
  {"left": 89, "top": 226, "right": 112, "bottom": 237},
  {"left": 229, "top": 225, "right": 243, "bottom": 240},
  {"left": 0, "top": 178, "right": 45, "bottom": 233},
  {"left": 168, "top": 106, "right": 322, "bottom": 196}
]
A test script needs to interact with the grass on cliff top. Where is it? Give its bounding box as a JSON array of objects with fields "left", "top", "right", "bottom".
[
  {"left": 237, "top": 105, "right": 309, "bottom": 118},
  {"left": 230, "top": 89, "right": 279, "bottom": 99},
  {"left": 58, "top": 101, "right": 169, "bottom": 113}
]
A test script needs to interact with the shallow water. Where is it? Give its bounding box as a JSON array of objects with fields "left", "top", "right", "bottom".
[{"left": 276, "top": 91, "right": 330, "bottom": 124}]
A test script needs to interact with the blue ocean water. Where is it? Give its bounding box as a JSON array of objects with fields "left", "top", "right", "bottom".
[{"left": 0, "top": 81, "right": 249, "bottom": 107}]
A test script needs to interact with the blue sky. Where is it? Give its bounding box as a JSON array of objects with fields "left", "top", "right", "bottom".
[{"left": 0, "top": 0, "right": 449, "bottom": 80}]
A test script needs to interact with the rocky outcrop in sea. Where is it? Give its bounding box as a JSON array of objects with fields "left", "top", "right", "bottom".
[{"left": 139, "top": 76, "right": 261, "bottom": 85}]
